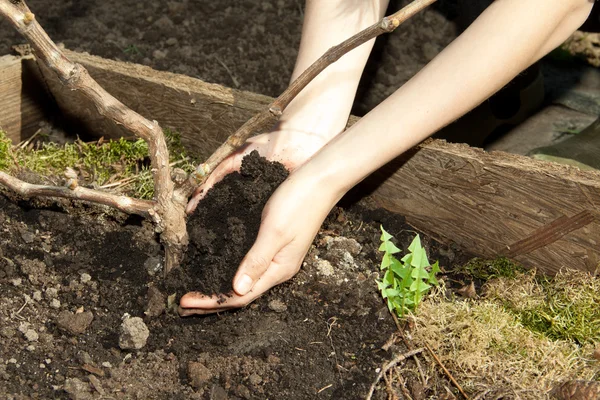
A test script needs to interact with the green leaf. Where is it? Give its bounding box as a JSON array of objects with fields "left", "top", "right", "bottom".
[
  {"left": 381, "top": 253, "right": 394, "bottom": 270},
  {"left": 407, "top": 234, "right": 422, "bottom": 253},
  {"left": 411, "top": 265, "right": 430, "bottom": 281},
  {"left": 410, "top": 279, "right": 432, "bottom": 293},
  {"left": 380, "top": 225, "right": 393, "bottom": 242},
  {"left": 428, "top": 261, "right": 441, "bottom": 286},
  {"left": 379, "top": 240, "right": 401, "bottom": 255},
  {"left": 384, "top": 269, "right": 395, "bottom": 287},
  {"left": 411, "top": 247, "right": 430, "bottom": 269},
  {"left": 376, "top": 279, "right": 388, "bottom": 291},
  {"left": 382, "top": 288, "right": 400, "bottom": 299}
]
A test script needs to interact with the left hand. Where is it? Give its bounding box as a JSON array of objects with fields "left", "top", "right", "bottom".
[{"left": 179, "top": 169, "right": 341, "bottom": 315}]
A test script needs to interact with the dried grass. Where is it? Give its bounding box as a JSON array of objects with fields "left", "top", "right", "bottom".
[{"left": 411, "top": 269, "right": 599, "bottom": 398}]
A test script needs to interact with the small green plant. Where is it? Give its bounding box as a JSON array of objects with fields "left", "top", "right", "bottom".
[
  {"left": 123, "top": 44, "right": 142, "bottom": 56},
  {"left": 376, "top": 226, "right": 440, "bottom": 317}
]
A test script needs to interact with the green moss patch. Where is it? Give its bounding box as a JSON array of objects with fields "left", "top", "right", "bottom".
[{"left": 0, "top": 129, "right": 195, "bottom": 199}]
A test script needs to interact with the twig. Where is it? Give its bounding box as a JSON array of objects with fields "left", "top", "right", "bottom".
[
  {"left": 0, "top": 171, "right": 154, "bottom": 217},
  {"left": 424, "top": 342, "right": 470, "bottom": 400},
  {"left": 383, "top": 369, "right": 398, "bottom": 400},
  {"left": 179, "top": 0, "right": 438, "bottom": 197},
  {"left": 390, "top": 313, "right": 427, "bottom": 386},
  {"left": 366, "top": 348, "right": 424, "bottom": 400},
  {"left": 394, "top": 369, "right": 414, "bottom": 400},
  {"left": 326, "top": 317, "right": 343, "bottom": 382}
]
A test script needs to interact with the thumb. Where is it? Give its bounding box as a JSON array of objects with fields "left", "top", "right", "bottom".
[{"left": 233, "top": 227, "right": 283, "bottom": 296}]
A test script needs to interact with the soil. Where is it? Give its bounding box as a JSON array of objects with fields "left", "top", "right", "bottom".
[
  {"left": 171, "top": 151, "right": 289, "bottom": 296},
  {"left": 0, "top": 153, "right": 468, "bottom": 399}
]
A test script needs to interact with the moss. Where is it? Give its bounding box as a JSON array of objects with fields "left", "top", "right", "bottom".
[
  {"left": 456, "top": 256, "right": 527, "bottom": 280},
  {"left": 487, "top": 270, "right": 600, "bottom": 345},
  {"left": 0, "top": 129, "right": 195, "bottom": 199},
  {"left": 0, "top": 130, "right": 12, "bottom": 171}
]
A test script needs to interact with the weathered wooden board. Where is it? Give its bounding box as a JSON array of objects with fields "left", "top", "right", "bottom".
[
  {"left": 365, "top": 141, "right": 600, "bottom": 275},
  {"left": 2, "top": 50, "right": 600, "bottom": 275},
  {"left": 0, "top": 54, "right": 52, "bottom": 142},
  {"left": 36, "top": 50, "right": 276, "bottom": 160}
]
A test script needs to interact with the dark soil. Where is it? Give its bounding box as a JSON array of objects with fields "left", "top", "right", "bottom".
[
  {"left": 172, "top": 150, "right": 289, "bottom": 295},
  {"left": 0, "top": 153, "right": 468, "bottom": 399}
]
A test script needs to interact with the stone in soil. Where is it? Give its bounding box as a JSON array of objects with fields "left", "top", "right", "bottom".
[
  {"left": 119, "top": 316, "right": 149, "bottom": 350},
  {"left": 57, "top": 311, "right": 94, "bottom": 335}
]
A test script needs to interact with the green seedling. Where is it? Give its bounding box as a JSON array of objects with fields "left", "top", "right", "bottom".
[{"left": 376, "top": 226, "right": 440, "bottom": 317}]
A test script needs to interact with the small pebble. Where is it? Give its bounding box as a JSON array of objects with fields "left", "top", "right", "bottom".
[
  {"left": 10, "top": 278, "right": 21, "bottom": 287},
  {"left": 33, "top": 291, "right": 42, "bottom": 302},
  {"left": 80, "top": 273, "right": 92, "bottom": 283},
  {"left": 8, "top": 358, "right": 17, "bottom": 364},
  {"left": 24, "top": 329, "right": 38, "bottom": 342},
  {"left": 119, "top": 317, "right": 149, "bottom": 350},
  {"left": 101, "top": 362, "right": 112, "bottom": 368},
  {"left": 45, "top": 288, "right": 58, "bottom": 299},
  {"left": 50, "top": 299, "right": 61, "bottom": 309},
  {"left": 26, "top": 345, "right": 36, "bottom": 352},
  {"left": 268, "top": 299, "right": 287, "bottom": 313},
  {"left": 187, "top": 361, "right": 213, "bottom": 388},
  {"left": 316, "top": 259, "right": 334, "bottom": 277}
]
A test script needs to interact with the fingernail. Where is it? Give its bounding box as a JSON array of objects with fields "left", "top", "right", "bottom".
[{"left": 235, "top": 274, "right": 253, "bottom": 295}]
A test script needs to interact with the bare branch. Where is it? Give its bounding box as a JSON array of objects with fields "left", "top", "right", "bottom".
[
  {"left": 0, "top": 0, "right": 173, "bottom": 202},
  {"left": 0, "top": 171, "right": 155, "bottom": 217},
  {"left": 0, "top": 0, "right": 189, "bottom": 273},
  {"left": 180, "top": 0, "right": 438, "bottom": 197}
]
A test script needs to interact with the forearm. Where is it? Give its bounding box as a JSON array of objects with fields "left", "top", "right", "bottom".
[
  {"left": 301, "top": 0, "right": 594, "bottom": 194},
  {"left": 278, "top": 0, "right": 389, "bottom": 140}
]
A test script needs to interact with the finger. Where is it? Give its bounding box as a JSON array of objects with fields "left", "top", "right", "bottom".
[
  {"left": 185, "top": 156, "right": 239, "bottom": 214},
  {"left": 232, "top": 226, "right": 284, "bottom": 296},
  {"left": 179, "top": 260, "right": 293, "bottom": 315}
]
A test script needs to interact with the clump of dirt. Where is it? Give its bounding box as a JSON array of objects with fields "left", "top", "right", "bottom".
[{"left": 167, "top": 150, "right": 289, "bottom": 296}]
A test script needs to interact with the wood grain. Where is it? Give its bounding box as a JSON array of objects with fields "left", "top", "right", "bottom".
[
  {"left": 37, "top": 50, "right": 275, "bottom": 160},
  {"left": 0, "top": 54, "right": 51, "bottom": 142},
  {"left": 366, "top": 141, "right": 600, "bottom": 275}
]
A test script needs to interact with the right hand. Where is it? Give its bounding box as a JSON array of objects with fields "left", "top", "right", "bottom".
[{"left": 186, "top": 128, "right": 329, "bottom": 214}]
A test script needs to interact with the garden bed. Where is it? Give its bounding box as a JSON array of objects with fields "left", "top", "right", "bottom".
[{"left": 0, "top": 51, "right": 599, "bottom": 399}]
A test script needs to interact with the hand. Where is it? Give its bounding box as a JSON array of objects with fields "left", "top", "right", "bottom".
[
  {"left": 186, "top": 129, "right": 329, "bottom": 214},
  {"left": 179, "top": 170, "right": 342, "bottom": 315}
]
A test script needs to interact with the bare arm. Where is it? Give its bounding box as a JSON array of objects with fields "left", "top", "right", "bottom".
[
  {"left": 181, "top": 0, "right": 595, "bottom": 313},
  {"left": 305, "top": 0, "right": 595, "bottom": 195}
]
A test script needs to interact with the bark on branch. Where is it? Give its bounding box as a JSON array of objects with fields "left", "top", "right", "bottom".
[
  {"left": 179, "top": 0, "right": 438, "bottom": 197},
  {"left": 0, "top": 171, "right": 155, "bottom": 217},
  {"left": 0, "top": 0, "right": 188, "bottom": 274}
]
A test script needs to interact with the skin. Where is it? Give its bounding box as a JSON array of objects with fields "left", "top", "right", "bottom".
[{"left": 180, "top": 0, "right": 595, "bottom": 315}]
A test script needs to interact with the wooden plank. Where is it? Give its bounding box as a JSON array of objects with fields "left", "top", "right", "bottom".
[
  {"left": 28, "top": 50, "right": 600, "bottom": 274},
  {"left": 36, "top": 50, "right": 276, "bottom": 160},
  {"left": 0, "top": 54, "right": 55, "bottom": 143},
  {"left": 366, "top": 141, "right": 600, "bottom": 275}
]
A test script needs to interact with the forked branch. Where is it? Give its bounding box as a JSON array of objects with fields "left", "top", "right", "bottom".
[
  {"left": 180, "top": 0, "right": 438, "bottom": 197},
  {"left": 0, "top": 0, "right": 188, "bottom": 274}
]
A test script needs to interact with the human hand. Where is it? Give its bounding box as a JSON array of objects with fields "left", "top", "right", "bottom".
[
  {"left": 179, "top": 169, "right": 343, "bottom": 315},
  {"left": 186, "top": 129, "right": 329, "bottom": 214}
]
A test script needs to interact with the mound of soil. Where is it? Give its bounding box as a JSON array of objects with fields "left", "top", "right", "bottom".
[
  {"left": 170, "top": 150, "right": 289, "bottom": 296},
  {"left": 0, "top": 153, "right": 467, "bottom": 399}
]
